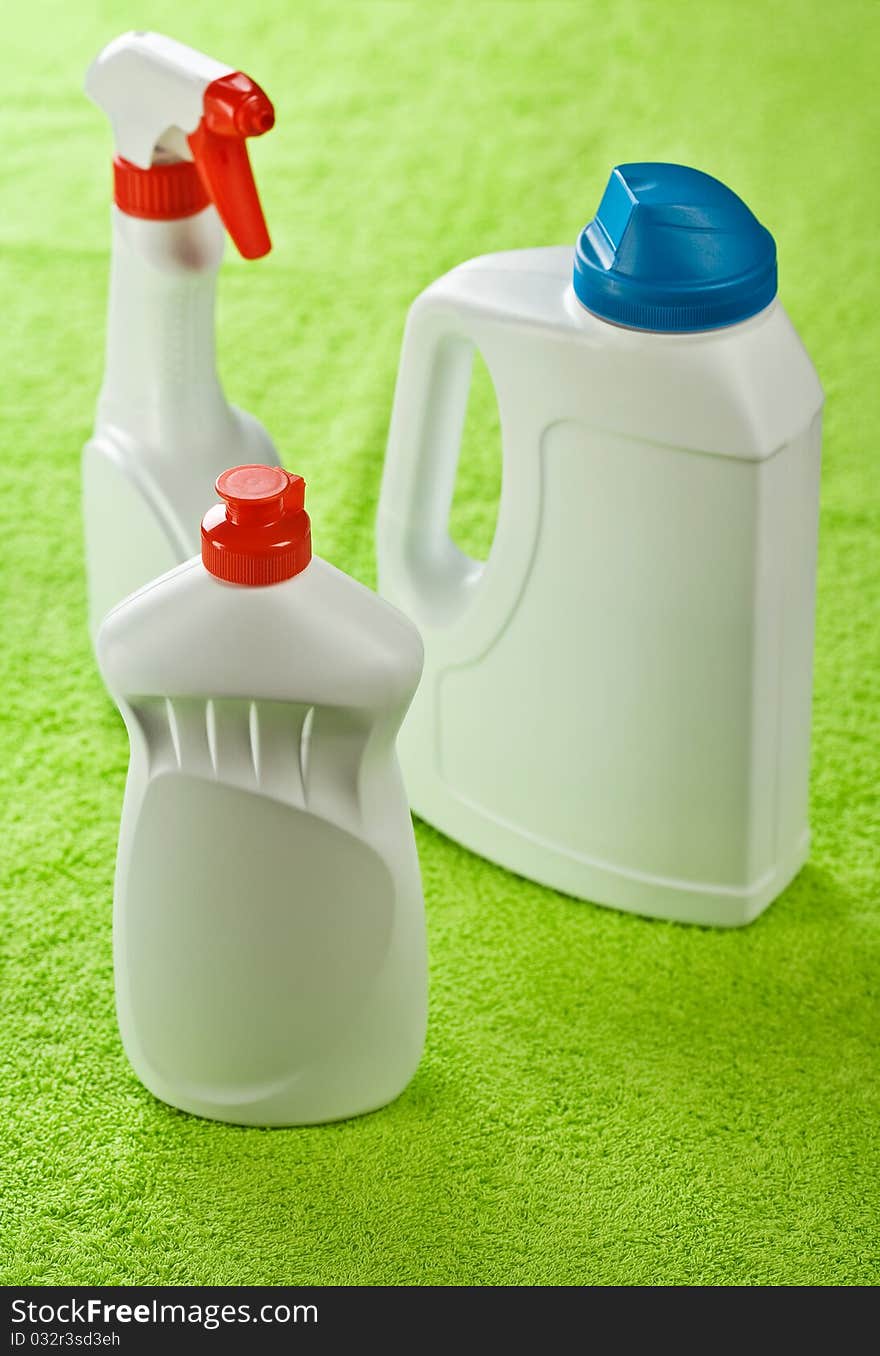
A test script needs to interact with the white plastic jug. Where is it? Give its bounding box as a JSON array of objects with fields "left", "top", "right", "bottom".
[
  {"left": 377, "top": 163, "right": 824, "bottom": 927},
  {"left": 98, "top": 466, "right": 427, "bottom": 1124},
  {"left": 83, "top": 33, "right": 279, "bottom": 637}
]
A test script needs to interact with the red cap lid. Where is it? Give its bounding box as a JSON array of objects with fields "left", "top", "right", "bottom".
[{"left": 201, "top": 466, "right": 312, "bottom": 586}]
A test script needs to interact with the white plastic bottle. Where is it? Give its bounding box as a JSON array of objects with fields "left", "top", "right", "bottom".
[
  {"left": 377, "top": 163, "right": 824, "bottom": 928},
  {"left": 98, "top": 466, "right": 427, "bottom": 1125},
  {"left": 83, "top": 32, "right": 279, "bottom": 636}
]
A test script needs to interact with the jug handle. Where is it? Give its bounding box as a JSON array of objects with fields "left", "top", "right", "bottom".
[{"left": 377, "top": 286, "right": 534, "bottom": 637}]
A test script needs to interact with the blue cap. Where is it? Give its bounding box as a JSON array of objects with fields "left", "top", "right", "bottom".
[{"left": 573, "top": 163, "right": 777, "bottom": 332}]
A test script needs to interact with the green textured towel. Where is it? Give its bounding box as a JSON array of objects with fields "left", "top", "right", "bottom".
[{"left": 1, "top": 0, "right": 878, "bottom": 1287}]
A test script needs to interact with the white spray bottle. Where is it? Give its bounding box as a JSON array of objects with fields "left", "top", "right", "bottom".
[
  {"left": 83, "top": 32, "right": 279, "bottom": 636},
  {"left": 97, "top": 465, "right": 427, "bottom": 1125}
]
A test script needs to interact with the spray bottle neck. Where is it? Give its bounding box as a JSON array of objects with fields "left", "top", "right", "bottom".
[{"left": 98, "top": 203, "right": 234, "bottom": 448}]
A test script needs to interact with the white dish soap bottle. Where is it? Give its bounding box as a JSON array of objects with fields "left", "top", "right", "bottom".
[
  {"left": 98, "top": 466, "right": 427, "bottom": 1124},
  {"left": 83, "top": 32, "right": 279, "bottom": 636},
  {"left": 377, "top": 163, "right": 824, "bottom": 927}
]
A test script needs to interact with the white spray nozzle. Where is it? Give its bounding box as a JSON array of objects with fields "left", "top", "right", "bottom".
[{"left": 85, "top": 31, "right": 232, "bottom": 168}]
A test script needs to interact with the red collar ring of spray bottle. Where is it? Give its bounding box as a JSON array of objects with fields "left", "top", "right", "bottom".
[{"left": 112, "top": 73, "right": 275, "bottom": 259}]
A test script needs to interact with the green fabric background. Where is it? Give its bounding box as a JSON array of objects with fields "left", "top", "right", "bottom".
[{"left": 1, "top": 0, "right": 878, "bottom": 1287}]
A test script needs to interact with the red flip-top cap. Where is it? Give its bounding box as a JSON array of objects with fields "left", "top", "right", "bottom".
[{"left": 201, "top": 466, "right": 312, "bottom": 586}]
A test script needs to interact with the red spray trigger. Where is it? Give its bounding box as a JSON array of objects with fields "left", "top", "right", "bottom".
[{"left": 187, "top": 72, "right": 275, "bottom": 260}]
